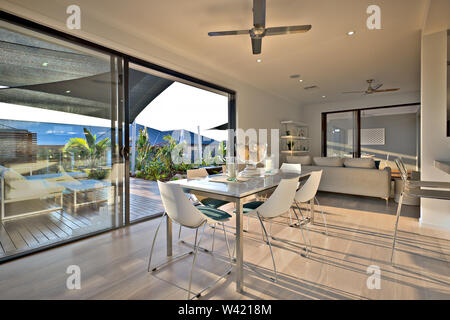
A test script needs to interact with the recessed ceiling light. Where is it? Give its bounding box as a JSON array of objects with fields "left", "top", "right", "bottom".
[
  {"left": 347, "top": 31, "right": 355, "bottom": 36},
  {"left": 322, "top": 95, "right": 326, "bottom": 98},
  {"left": 298, "top": 79, "right": 303, "bottom": 83},
  {"left": 42, "top": 62, "right": 49, "bottom": 67},
  {"left": 256, "top": 59, "right": 262, "bottom": 63},
  {"left": 66, "top": 90, "right": 71, "bottom": 93}
]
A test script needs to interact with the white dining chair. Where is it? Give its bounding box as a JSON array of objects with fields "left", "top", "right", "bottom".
[
  {"left": 280, "top": 163, "right": 302, "bottom": 226},
  {"left": 292, "top": 170, "right": 328, "bottom": 252},
  {"left": 239, "top": 177, "right": 307, "bottom": 282},
  {"left": 148, "top": 181, "right": 233, "bottom": 299},
  {"left": 179, "top": 168, "right": 231, "bottom": 248}
]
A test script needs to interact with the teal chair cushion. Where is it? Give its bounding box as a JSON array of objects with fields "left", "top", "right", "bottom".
[
  {"left": 233, "top": 201, "right": 265, "bottom": 214},
  {"left": 200, "top": 198, "right": 229, "bottom": 209},
  {"left": 197, "top": 206, "right": 232, "bottom": 221}
]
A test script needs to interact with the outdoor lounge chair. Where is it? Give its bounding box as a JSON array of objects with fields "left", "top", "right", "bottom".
[
  {"left": 57, "top": 179, "right": 111, "bottom": 212},
  {"left": 0, "top": 165, "right": 64, "bottom": 221}
]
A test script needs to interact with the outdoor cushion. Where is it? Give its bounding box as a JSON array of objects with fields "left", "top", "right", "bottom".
[
  {"left": 0, "top": 165, "right": 26, "bottom": 183},
  {"left": 200, "top": 198, "right": 229, "bottom": 209},
  {"left": 313, "top": 157, "right": 344, "bottom": 167},
  {"left": 0, "top": 165, "right": 27, "bottom": 195},
  {"left": 197, "top": 206, "right": 231, "bottom": 221},
  {"left": 344, "top": 158, "right": 376, "bottom": 169},
  {"left": 6, "top": 179, "right": 64, "bottom": 200}
]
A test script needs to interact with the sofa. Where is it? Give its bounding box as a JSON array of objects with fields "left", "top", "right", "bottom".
[{"left": 286, "top": 156, "right": 391, "bottom": 201}]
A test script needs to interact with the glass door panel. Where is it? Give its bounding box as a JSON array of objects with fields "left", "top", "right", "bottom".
[
  {"left": 326, "top": 111, "right": 358, "bottom": 158},
  {"left": 0, "top": 20, "right": 124, "bottom": 261},
  {"left": 127, "top": 63, "right": 229, "bottom": 222}
]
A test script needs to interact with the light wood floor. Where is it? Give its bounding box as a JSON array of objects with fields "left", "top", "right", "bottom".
[{"left": 0, "top": 193, "right": 448, "bottom": 300}]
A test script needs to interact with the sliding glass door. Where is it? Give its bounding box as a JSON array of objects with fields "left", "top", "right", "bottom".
[
  {"left": 127, "top": 63, "right": 230, "bottom": 222},
  {"left": 324, "top": 111, "right": 359, "bottom": 158},
  {"left": 0, "top": 19, "right": 126, "bottom": 261},
  {"left": 322, "top": 105, "right": 420, "bottom": 169}
]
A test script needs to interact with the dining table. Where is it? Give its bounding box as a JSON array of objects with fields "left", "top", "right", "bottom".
[{"left": 168, "top": 167, "right": 317, "bottom": 293}]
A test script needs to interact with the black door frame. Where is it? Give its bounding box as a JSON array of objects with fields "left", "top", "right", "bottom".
[{"left": 321, "top": 102, "right": 420, "bottom": 157}]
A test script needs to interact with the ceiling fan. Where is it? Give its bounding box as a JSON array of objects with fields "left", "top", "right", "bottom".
[
  {"left": 342, "top": 79, "right": 400, "bottom": 95},
  {"left": 207, "top": 0, "right": 311, "bottom": 55}
]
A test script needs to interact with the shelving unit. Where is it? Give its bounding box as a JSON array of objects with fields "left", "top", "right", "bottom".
[{"left": 280, "top": 120, "right": 311, "bottom": 158}]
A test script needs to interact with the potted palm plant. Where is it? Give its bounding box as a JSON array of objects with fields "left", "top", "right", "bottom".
[{"left": 64, "top": 128, "right": 110, "bottom": 180}]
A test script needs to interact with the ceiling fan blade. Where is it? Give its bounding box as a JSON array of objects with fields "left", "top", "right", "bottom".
[
  {"left": 373, "top": 83, "right": 383, "bottom": 90},
  {"left": 251, "top": 38, "right": 262, "bottom": 55},
  {"left": 374, "top": 88, "right": 400, "bottom": 93},
  {"left": 342, "top": 91, "right": 365, "bottom": 94},
  {"left": 208, "top": 30, "right": 249, "bottom": 36},
  {"left": 265, "top": 25, "right": 312, "bottom": 36},
  {"left": 253, "top": 0, "right": 266, "bottom": 28}
]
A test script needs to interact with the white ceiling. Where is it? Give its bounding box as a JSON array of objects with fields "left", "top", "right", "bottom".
[{"left": 3, "top": 0, "right": 428, "bottom": 105}]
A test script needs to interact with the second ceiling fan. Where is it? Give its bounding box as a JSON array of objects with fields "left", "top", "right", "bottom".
[
  {"left": 207, "top": 0, "right": 312, "bottom": 55},
  {"left": 342, "top": 79, "right": 400, "bottom": 95}
]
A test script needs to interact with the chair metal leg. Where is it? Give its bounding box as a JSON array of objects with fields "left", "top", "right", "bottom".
[
  {"left": 147, "top": 216, "right": 231, "bottom": 299},
  {"left": 294, "top": 201, "right": 312, "bottom": 254},
  {"left": 314, "top": 197, "right": 328, "bottom": 236},
  {"left": 211, "top": 223, "right": 217, "bottom": 252},
  {"left": 269, "top": 220, "right": 273, "bottom": 238},
  {"left": 291, "top": 205, "right": 311, "bottom": 256},
  {"left": 188, "top": 222, "right": 206, "bottom": 300},
  {"left": 391, "top": 192, "right": 404, "bottom": 265},
  {"left": 256, "top": 212, "right": 277, "bottom": 282},
  {"left": 221, "top": 222, "right": 233, "bottom": 263},
  {"left": 178, "top": 225, "right": 182, "bottom": 239}
]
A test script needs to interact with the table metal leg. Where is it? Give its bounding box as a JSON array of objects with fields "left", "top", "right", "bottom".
[
  {"left": 310, "top": 199, "right": 315, "bottom": 224},
  {"left": 166, "top": 213, "right": 172, "bottom": 257},
  {"left": 235, "top": 198, "right": 244, "bottom": 293}
]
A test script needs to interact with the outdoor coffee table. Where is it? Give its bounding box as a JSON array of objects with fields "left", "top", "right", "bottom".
[
  {"left": 169, "top": 168, "right": 316, "bottom": 293},
  {"left": 58, "top": 179, "right": 111, "bottom": 212}
]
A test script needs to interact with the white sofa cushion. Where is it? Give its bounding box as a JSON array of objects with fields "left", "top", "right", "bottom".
[
  {"left": 313, "top": 157, "right": 344, "bottom": 167},
  {"left": 286, "top": 155, "right": 312, "bottom": 165},
  {"left": 344, "top": 158, "right": 376, "bottom": 169},
  {"left": 303, "top": 165, "right": 391, "bottom": 199}
]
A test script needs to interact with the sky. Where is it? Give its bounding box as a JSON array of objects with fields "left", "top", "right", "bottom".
[{"left": 135, "top": 82, "right": 228, "bottom": 141}]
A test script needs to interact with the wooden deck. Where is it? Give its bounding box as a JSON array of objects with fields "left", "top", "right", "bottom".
[
  {"left": 130, "top": 178, "right": 164, "bottom": 221},
  {"left": 0, "top": 178, "right": 164, "bottom": 261}
]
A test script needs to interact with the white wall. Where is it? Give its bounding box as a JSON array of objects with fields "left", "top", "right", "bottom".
[
  {"left": 300, "top": 92, "right": 421, "bottom": 157},
  {"left": 420, "top": 30, "right": 450, "bottom": 229},
  {"left": 0, "top": 1, "right": 302, "bottom": 141}
]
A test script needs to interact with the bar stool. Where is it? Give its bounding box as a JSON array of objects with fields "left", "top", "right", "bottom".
[{"left": 391, "top": 159, "right": 450, "bottom": 264}]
